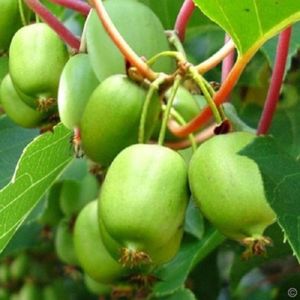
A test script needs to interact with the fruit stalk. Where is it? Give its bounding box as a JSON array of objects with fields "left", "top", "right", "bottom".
[
  {"left": 196, "top": 39, "right": 236, "bottom": 74},
  {"left": 47, "top": 0, "right": 91, "bottom": 16},
  {"left": 91, "top": 0, "right": 157, "bottom": 81},
  {"left": 138, "top": 75, "right": 166, "bottom": 144},
  {"left": 166, "top": 123, "right": 215, "bottom": 150},
  {"left": 189, "top": 66, "right": 222, "bottom": 124},
  {"left": 166, "top": 30, "right": 187, "bottom": 58},
  {"left": 158, "top": 76, "right": 182, "bottom": 145},
  {"left": 167, "top": 107, "right": 197, "bottom": 151},
  {"left": 18, "top": 0, "right": 28, "bottom": 26},
  {"left": 257, "top": 27, "right": 292, "bottom": 135},
  {"left": 171, "top": 51, "right": 251, "bottom": 137},
  {"left": 24, "top": 0, "right": 80, "bottom": 50},
  {"left": 174, "top": 0, "right": 195, "bottom": 41}
]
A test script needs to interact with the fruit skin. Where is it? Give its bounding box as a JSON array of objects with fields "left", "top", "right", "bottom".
[
  {"left": 74, "top": 201, "right": 125, "bottom": 284},
  {"left": 0, "top": 0, "right": 23, "bottom": 52},
  {"left": 188, "top": 132, "right": 276, "bottom": 242},
  {"left": 80, "top": 75, "right": 160, "bottom": 166},
  {"left": 9, "top": 23, "right": 69, "bottom": 107},
  {"left": 0, "top": 74, "right": 48, "bottom": 128},
  {"left": 55, "top": 217, "right": 79, "bottom": 266},
  {"left": 84, "top": 273, "right": 112, "bottom": 296},
  {"left": 18, "top": 282, "right": 43, "bottom": 300},
  {"left": 86, "top": 0, "right": 173, "bottom": 81},
  {"left": 58, "top": 54, "right": 99, "bottom": 129},
  {"left": 10, "top": 253, "right": 29, "bottom": 281},
  {"left": 99, "top": 144, "right": 189, "bottom": 265},
  {"left": 59, "top": 174, "right": 99, "bottom": 217}
]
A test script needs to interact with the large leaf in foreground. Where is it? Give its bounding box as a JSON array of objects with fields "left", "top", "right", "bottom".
[
  {"left": 153, "top": 229, "right": 224, "bottom": 297},
  {"left": 0, "top": 124, "right": 72, "bottom": 253},
  {"left": 193, "top": 0, "right": 300, "bottom": 56},
  {"left": 0, "top": 116, "right": 38, "bottom": 188},
  {"left": 241, "top": 136, "right": 300, "bottom": 261},
  {"left": 152, "top": 288, "right": 196, "bottom": 300}
]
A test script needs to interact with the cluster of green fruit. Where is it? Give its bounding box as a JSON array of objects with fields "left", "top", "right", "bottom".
[
  {"left": 0, "top": 247, "right": 68, "bottom": 300},
  {"left": 38, "top": 159, "right": 150, "bottom": 298},
  {"left": 0, "top": 0, "right": 277, "bottom": 297}
]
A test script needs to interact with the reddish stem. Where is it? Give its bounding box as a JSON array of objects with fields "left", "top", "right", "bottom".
[
  {"left": 257, "top": 27, "right": 292, "bottom": 135},
  {"left": 24, "top": 0, "right": 81, "bottom": 50},
  {"left": 174, "top": 0, "right": 195, "bottom": 41},
  {"left": 48, "top": 0, "right": 91, "bottom": 16},
  {"left": 221, "top": 34, "right": 235, "bottom": 83},
  {"left": 91, "top": 0, "right": 157, "bottom": 81},
  {"left": 171, "top": 52, "right": 252, "bottom": 137},
  {"left": 165, "top": 123, "right": 216, "bottom": 149},
  {"left": 196, "top": 39, "right": 235, "bottom": 73}
]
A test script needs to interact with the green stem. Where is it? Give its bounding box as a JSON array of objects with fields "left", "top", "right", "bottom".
[
  {"left": 147, "top": 51, "right": 185, "bottom": 67},
  {"left": 18, "top": 0, "right": 28, "bottom": 26},
  {"left": 35, "top": 13, "right": 40, "bottom": 23},
  {"left": 169, "top": 107, "right": 197, "bottom": 152},
  {"left": 165, "top": 30, "right": 187, "bottom": 58},
  {"left": 189, "top": 66, "right": 222, "bottom": 124},
  {"left": 158, "top": 76, "right": 182, "bottom": 145},
  {"left": 203, "top": 80, "right": 216, "bottom": 97},
  {"left": 138, "top": 75, "right": 166, "bottom": 144}
]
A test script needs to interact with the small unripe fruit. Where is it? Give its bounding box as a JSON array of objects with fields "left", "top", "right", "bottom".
[
  {"left": 0, "top": 74, "right": 48, "bottom": 128},
  {"left": 84, "top": 273, "right": 112, "bottom": 296},
  {"left": 74, "top": 201, "right": 125, "bottom": 283},
  {"left": 10, "top": 253, "right": 29, "bottom": 281},
  {"left": 99, "top": 144, "right": 189, "bottom": 266},
  {"left": 9, "top": 23, "right": 68, "bottom": 109},
  {"left": 58, "top": 54, "right": 98, "bottom": 129},
  {"left": 189, "top": 132, "right": 276, "bottom": 256},
  {"left": 0, "top": 0, "right": 23, "bottom": 52},
  {"left": 80, "top": 75, "right": 160, "bottom": 166},
  {"left": 55, "top": 218, "right": 78, "bottom": 265},
  {"left": 18, "top": 282, "right": 42, "bottom": 300},
  {"left": 86, "top": 0, "right": 173, "bottom": 81}
]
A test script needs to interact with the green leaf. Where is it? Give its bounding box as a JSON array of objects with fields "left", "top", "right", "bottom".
[
  {"left": 235, "top": 86, "right": 300, "bottom": 159},
  {"left": 153, "top": 229, "right": 225, "bottom": 297},
  {"left": 184, "top": 25, "right": 224, "bottom": 81},
  {"left": 152, "top": 288, "right": 196, "bottom": 300},
  {"left": 139, "top": 0, "right": 214, "bottom": 30},
  {"left": 240, "top": 136, "right": 300, "bottom": 261},
  {"left": 0, "top": 124, "right": 73, "bottom": 254},
  {"left": 0, "top": 221, "right": 43, "bottom": 258},
  {"left": 184, "top": 199, "right": 205, "bottom": 240},
  {"left": 222, "top": 103, "right": 256, "bottom": 134},
  {"left": 139, "top": 0, "right": 182, "bottom": 29},
  {"left": 193, "top": 0, "right": 300, "bottom": 56},
  {"left": 0, "top": 116, "right": 38, "bottom": 189}
]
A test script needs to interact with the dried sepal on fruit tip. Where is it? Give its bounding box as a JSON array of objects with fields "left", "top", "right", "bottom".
[
  {"left": 241, "top": 236, "right": 273, "bottom": 259},
  {"left": 119, "top": 248, "right": 152, "bottom": 268}
]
